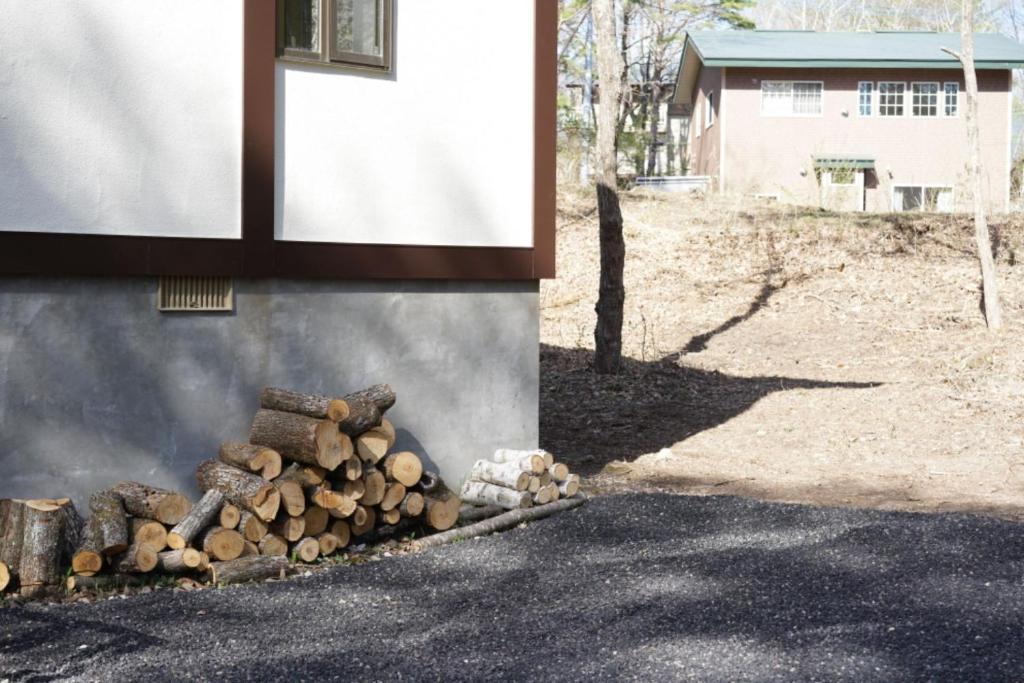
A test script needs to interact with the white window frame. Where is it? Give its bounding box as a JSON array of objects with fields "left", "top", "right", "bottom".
[
  {"left": 878, "top": 81, "right": 907, "bottom": 117},
  {"left": 944, "top": 82, "right": 960, "bottom": 117},
  {"left": 891, "top": 184, "right": 955, "bottom": 212},
  {"left": 706, "top": 92, "right": 715, "bottom": 129},
  {"left": 911, "top": 82, "right": 940, "bottom": 118},
  {"left": 857, "top": 81, "right": 874, "bottom": 117},
  {"left": 760, "top": 80, "right": 824, "bottom": 117}
]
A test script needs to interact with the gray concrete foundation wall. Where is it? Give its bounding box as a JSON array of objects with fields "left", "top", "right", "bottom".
[{"left": 0, "top": 278, "right": 539, "bottom": 507}]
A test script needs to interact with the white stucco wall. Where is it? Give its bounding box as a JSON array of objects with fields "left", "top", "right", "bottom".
[
  {"left": 275, "top": 1, "right": 536, "bottom": 247},
  {"left": 0, "top": 0, "right": 244, "bottom": 239}
]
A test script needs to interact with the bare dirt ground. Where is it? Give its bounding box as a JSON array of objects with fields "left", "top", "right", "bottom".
[{"left": 541, "top": 187, "right": 1024, "bottom": 520}]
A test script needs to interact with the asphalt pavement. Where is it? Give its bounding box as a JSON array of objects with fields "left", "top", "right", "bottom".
[{"left": 2, "top": 493, "right": 1023, "bottom": 682}]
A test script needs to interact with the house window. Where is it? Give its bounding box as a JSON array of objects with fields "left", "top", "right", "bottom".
[
  {"left": 279, "top": 0, "right": 393, "bottom": 72},
  {"left": 761, "top": 81, "right": 823, "bottom": 116},
  {"left": 878, "top": 82, "right": 905, "bottom": 117},
  {"left": 858, "top": 82, "right": 873, "bottom": 116},
  {"left": 894, "top": 185, "right": 953, "bottom": 212},
  {"left": 706, "top": 92, "right": 715, "bottom": 129},
  {"left": 911, "top": 83, "right": 939, "bottom": 117},
  {"left": 944, "top": 82, "right": 959, "bottom": 116}
]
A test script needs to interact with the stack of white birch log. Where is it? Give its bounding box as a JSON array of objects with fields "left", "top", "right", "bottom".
[{"left": 459, "top": 449, "right": 581, "bottom": 511}]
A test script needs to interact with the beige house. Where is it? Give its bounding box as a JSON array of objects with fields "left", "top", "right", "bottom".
[{"left": 674, "top": 31, "right": 1024, "bottom": 212}]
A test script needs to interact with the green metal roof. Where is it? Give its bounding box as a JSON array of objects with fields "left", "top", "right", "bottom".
[
  {"left": 674, "top": 30, "right": 1024, "bottom": 105},
  {"left": 813, "top": 155, "right": 875, "bottom": 170}
]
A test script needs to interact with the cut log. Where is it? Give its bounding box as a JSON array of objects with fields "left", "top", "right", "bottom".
[
  {"left": 0, "top": 499, "right": 26, "bottom": 574},
  {"left": 273, "top": 479, "right": 306, "bottom": 517},
  {"left": 220, "top": 503, "right": 241, "bottom": 530},
  {"left": 207, "top": 555, "right": 289, "bottom": 586},
  {"left": 58, "top": 500, "right": 85, "bottom": 563},
  {"left": 157, "top": 548, "right": 203, "bottom": 573},
  {"left": 527, "top": 477, "right": 541, "bottom": 494},
  {"left": 378, "top": 419, "right": 396, "bottom": 447},
  {"left": 424, "top": 487, "right": 460, "bottom": 531},
  {"left": 342, "top": 479, "right": 365, "bottom": 501},
  {"left": 399, "top": 492, "right": 424, "bottom": 518},
  {"left": 381, "top": 508, "right": 401, "bottom": 525},
  {"left": 218, "top": 441, "right": 283, "bottom": 481},
  {"left": 416, "top": 496, "right": 588, "bottom": 551},
  {"left": 259, "top": 387, "right": 351, "bottom": 422},
  {"left": 492, "top": 449, "right": 546, "bottom": 474},
  {"left": 0, "top": 562, "right": 9, "bottom": 592},
  {"left": 249, "top": 409, "right": 347, "bottom": 471},
  {"left": 88, "top": 490, "right": 129, "bottom": 557},
  {"left": 338, "top": 395, "right": 382, "bottom": 437},
  {"left": 417, "top": 470, "right": 442, "bottom": 494},
  {"left": 241, "top": 541, "right": 260, "bottom": 558},
  {"left": 356, "top": 429, "right": 390, "bottom": 464},
  {"left": 461, "top": 481, "right": 532, "bottom": 510},
  {"left": 470, "top": 460, "right": 530, "bottom": 491},
  {"left": 350, "top": 506, "right": 376, "bottom": 536},
  {"left": 199, "top": 526, "right": 245, "bottom": 562},
  {"left": 532, "top": 483, "right": 555, "bottom": 506},
  {"left": 310, "top": 487, "right": 346, "bottom": 510},
  {"left": 131, "top": 518, "right": 168, "bottom": 552},
  {"left": 196, "top": 460, "right": 281, "bottom": 522},
  {"left": 379, "top": 483, "right": 407, "bottom": 512},
  {"left": 110, "top": 481, "right": 191, "bottom": 526},
  {"left": 343, "top": 456, "right": 363, "bottom": 482},
  {"left": 196, "top": 552, "right": 211, "bottom": 572},
  {"left": 383, "top": 452, "right": 423, "bottom": 488},
  {"left": 167, "top": 489, "right": 225, "bottom": 550},
  {"left": 458, "top": 504, "right": 504, "bottom": 524},
  {"left": 328, "top": 496, "right": 358, "bottom": 519},
  {"left": 258, "top": 534, "right": 288, "bottom": 557},
  {"left": 67, "top": 574, "right": 147, "bottom": 592},
  {"left": 18, "top": 499, "right": 70, "bottom": 597},
  {"left": 361, "top": 468, "right": 387, "bottom": 506},
  {"left": 238, "top": 511, "right": 269, "bottom": 543},
  {"left": 329, "top": 520, "right": 351, "bottom": 548},
  {"left": 72, "top": 520, "right": 105, "bottom": 577},
  {"left": 112, "top": 543, "right": 158, "bottom": 574},
  {"left": 293, "top": 537, "right": 320, "bottom": 563},
  {"left": 317, "top": 533, "right": 341, "bottom": 556},
  {"left": 276, "top": 462, "right": 327, "bottom": 487},
  {"left": 346, "top": 384, "right": 396, "bottom": 414},
  {"left": 270, "top": 515, "right": 306, "bottom": 543},
  {"left": 303, "top": 507, "right": 330, "bottom": 537},
  {"left": 549, "top": 463, "right": 570, "bottom": 482},
  {"left": 558, "top": 474, "right": 581, "bottom": 498},
  {"left": 538, "top": 472, "right": 553, "bottom": 487}
]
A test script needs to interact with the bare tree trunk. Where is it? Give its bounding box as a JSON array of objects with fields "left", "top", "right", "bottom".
[
  {"left": 949, "top": 3, "right": 1003, "bottom": 330},
  {"left": 646, "top": 80, "right": 663, "bottom": 176},
  {"left": 593, "top": 0, "right": 626, "bottom": 374}
]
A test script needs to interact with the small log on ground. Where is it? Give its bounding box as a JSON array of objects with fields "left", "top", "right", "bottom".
[
  {"left": 400, "top": 492, "right": 424, "bottom": 518},
  {"left": 381, "top": 508, "right": 401, "bottom": 525},
  {"left": 72, "top": 518, "right": 105, "bottom": 576},
  {"left": 200, "top": 526, "right": 245, "bottom": 562},
  {"left": 112, "top": 543, "right": 158, "bottom": 574},
  {"left": 259, "top": 387, "right": 351, "bottom": 422},
  {"left": 273, "top": 479, "right": 306, "bottom": 517},
  {"left": 276, "top": 462, "right": 327, "bottom": 487},
  {"left": 458, "top": 504, "right": 504, "bottom": 524},
  {"left": 350, "top": 506, "right": 376, "bottom": 536},
  {"left": 558, "top": 474, "right": 581, "bottom": 498},
  {"left": 424, "top": 484, "right": 460, "bottom": 531},
  {"left": 207, "top": 555, "right": 288, "bottom": 586},
  {"left": 470, "top": 460, "right": 530, "bottom": 491},
  {"left": 329, "top": 520, "right": 351, "bottom": 547},
  {"left": 19, "top": 499, "right": 71, "bottom": 597},
  {"left": 379, "top": 483, "right": 407, "bottom": 512},
  {"left": 416, "top": 496, "right": 588, "bottom": 551},
  {"left": 250, "top": 409, "right": 347, "bottom": 471},
  {"left": 491, "top": 450, "right": 546, "bottom": 474},
  {"left": 270, "top": 515, "right": 306, "bottom": 542},
  {"left": 58, "top": 500, "right": 85, "bottom": 562},
  {"left": 549, "top": 463, "right": 570, "bottom": 482},
  {"left": 303, "top": 506, "right": 330, "bottom": 537},
  {"left": 220, "top": 503, "right": 241, "bottom": 530},
  {"left": 196, "top": 552, "right": 211, "bottom": 572},
  {"left": 0, "top": 499, "right": 26, "bottom": 575},
  {"left": 131, "top": 518, "right": 168, "bottom": 552},
  {"left": 258, "top": 534, "right": 288, "bottom": 557},
  {"left": 88, "top": 490, "right": 129, "bottom": 557},
  {"left": 67, "top": 574, "right": 147, "bottom": 593},
  {"left": 292, "top": 537, "right": 320, "bottom": 563},
  {"left": 532, "top": 483, "right": 555, "bottom": 506},
  {"left": 167, "top": 489, "right": 225, "bottom": 550},
  {"left": 0, "top": 562, "right": 9, "bottom": 592},
  {"left": 238, "top": 511, "right": 269, "bottom": 543},
  {"left": 383, "top": 452, "right": 423, "bottom": 488},
  {"left": 461, "top": 481, "right": 532, "bottom": 510},
  {"left": 158, "top": 548, "right": 203, "bottom": 573},
  {"left": 317, "top": 533, "right": 341, "bottom": 556},
  {"left": 361, "top": 468, "right": 387, "bottom": 506},
  {"left": 218, "top": 441, "right": 283, "bottom": 481},
  {"left": 110, "top": 481, "right": 191, "bottom": 526},
  {"left": 196, "top": 460, "right": 281, "bottom": 522}
]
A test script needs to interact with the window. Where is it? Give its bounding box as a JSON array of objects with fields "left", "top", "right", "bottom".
[
  {"left": 761, "top": 81, "right": 823, "bottom": 116},
  {"left": 944, "top": 82, "right": 959, "bottom": 117},
  {"left": 894, "top": 186, "right": 953, "bottom": 212},
  {"left": 858, "top": 82, "right": 873, "bottom": 116},
  {"left": 695, "top": 102, "right": 702, "bottom": 138},
  {"left": 830, "top": 168, "right": 856, "bottom": 185},
  {"left": 878, "top": 82, "right": 905, "bottom": 117},
  {"left": 278, "top": 0, "right": 393, "bottom": 72},
  {"left": 706, "top": 92, "right": 715, "bottom": 129},
  {"left": 911, "top": 83, "right": 939, "bottom": 117}
]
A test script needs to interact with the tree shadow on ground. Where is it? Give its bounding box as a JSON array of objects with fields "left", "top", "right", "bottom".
[{"left": 540, "top": 344, "right": 881, "bottom": 476}]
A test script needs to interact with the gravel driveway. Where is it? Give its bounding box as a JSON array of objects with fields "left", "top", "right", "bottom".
[{"left": 2, "top": 493, "right": 1023, "bottom": 682}]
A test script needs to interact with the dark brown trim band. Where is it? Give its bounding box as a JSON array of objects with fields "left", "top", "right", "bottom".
[{"left": 0, "top": 1, "right": 556, "bottom": 281}]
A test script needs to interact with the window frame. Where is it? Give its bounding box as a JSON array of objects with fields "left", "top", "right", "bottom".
[
  {"left": 277, "top": 0, "right": 394, "bottom": 73},
  {"left": 892, "top": 184, "right": 954, "bottom": 212},
  {"left": 760, "top": 80, "right": 824, "bottom": 118},
  {"left": 944, "top": 82, "right": 960, "bottom": 117},
  {"left": 857, "top": 81, "right": 873, "bottom": 117},
  {"left": 910, "top": 82, "right": 940, "bottom": 118},
  {"left": 705, "top": 92, "right": 715, "bottom": 129},
  {"left": 877, "top": 81, "right": 906, "bottom": 117}
]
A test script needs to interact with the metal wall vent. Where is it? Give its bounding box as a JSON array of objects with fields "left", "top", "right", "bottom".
[{"left": 158, "top": 276, "right": 234, "bottom": 312}]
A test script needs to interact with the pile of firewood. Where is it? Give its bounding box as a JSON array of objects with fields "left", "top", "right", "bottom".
[
  {"left": 0, "top": 384, "right": 465, "bottom": 596},
  {"left": 459, "top": 449, "right": 581, "bottom": 510}
]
